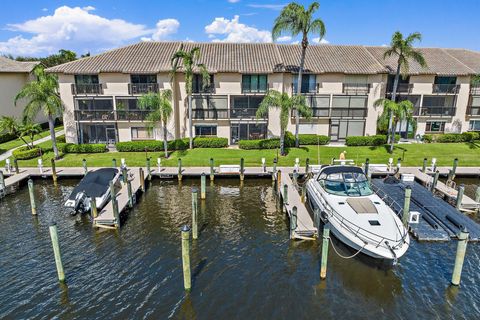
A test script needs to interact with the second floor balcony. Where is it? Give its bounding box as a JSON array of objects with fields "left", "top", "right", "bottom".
[
  {"left": 343, "top": 83, "right": 371, "bottom": 95},
  {"left": 191, "top": 109, "right": 229, "bottom": 120},
  {"left": 386, "top": 83, "right": 413, "bottom": 94},
  {"left": 75, "top": 110, "right": 151, "bottom": 121},
  {"left": 230, "top": 108, "right": 266, "bottom": 119},
  {"left": 470, "top": 85, "right": 480, "bottom": 95},
  {"left": 128, "top": 83, "right": 159, "bottom": 94},
  {"left": 466, "top": 106, "right": 480, "bottom": 116},
  {"left": 71, "top": 83, "right": 103, "bottom": 95},
  {"left": 292, "top": 107, "right": 367, "bottom": 118},
  {"left": 414, "top": 106, "right": 456, "bottom": 117},
  {"left": 432, "top": 84, "right": 460, "bottom": 94}
]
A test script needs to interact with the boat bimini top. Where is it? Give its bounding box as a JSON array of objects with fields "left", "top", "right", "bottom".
[{"left": 317, "top": 166, "right": 373, "bottom": 197}]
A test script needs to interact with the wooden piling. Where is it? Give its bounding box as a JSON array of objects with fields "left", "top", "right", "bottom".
[
  {"left": 178, "top": 158, "right": 182, "bottom": 181},
  {"left": 397, "top": 157, "right": 402, "bottom": 169},
  {"left": 112, "top": 158, "right": 117, "bottom": 168},
  {"left": 200, "top": 173, "right": 206, "bottom": 200},
  {"left": 209, "top": 158, "right": 214, "bottom": 181},
  {"left": 139, "top": 168, "right": 145, "bottom": 192},
  {"left": 240, "top": 158, "right": 244, "bottom": 181},
  {"left": 452, "top": 158, "right": 458, "bottom": 177},
  {"left": 90, "top": 197, "right": 98, "bottom": 219},
  {"left": 301, "top": 183, "right": 306, "bottom": 203},
  {"left": 192, "top": 190, "right": 198, "bottom": 240},
  {"left": 28, "top": 179, "right": 36, "bottom": 215},
  {"left": 277, "top": 170, "right": 282, "bottom": 192},
  {"left": 127, "top": 178, "right": 134, "bottom": 208},
  {"left": 0, "top": 170, "right": 4, "bottom": 190},
  {"left": 402, "top": 186, "right": 411, "bottom": 226},
  {"left": 364, "top": 158, "right": 369, "bottom": 176},
  {"left": 283, "top": 184, "right": 288, "bottom": 205},
  {"left": 422, "top": 158, "right": 427, "bottom": 173},
  {"left": 456, "top": 184, "right": 465, "bottom": 210},
  {"left": 431, "top": 170, "right": 440, "bottom": 192},
  {"left": 293, "top": 170, "right": 298, "bottom": 185},
  {"left": 146, "top": 157, "right": 151, "bottom": 181},
  {"left": 305, "top": 158, "right": 310, "bottom": 174},
  {"left": 13, "top": 158, "right": 19, "bottom": 174},
  {"left": 122, "top": 167, "right": 128, "bottom": 184},
  {"left": 181, "top": 225, "right": 191, "bottom": 291},
  {"left": 475, "top": 185, "right": 480, "bottom": 203},
  {"left": 451, "top": 228, "right": 469, "bottom": 286},
  {"left": 82, "top": 159, "right": 87, "bottom": 175},
  {"left": 110, "top": 180, "right": 120, "bottom": 228},
  {"left": 51, "top": 159, "right": 57, "bottom": 186},
  {"left": 49, "top": 223, "right": 65, "bottom": 282},
  {"left": 320, "top": 224, "right": 330, "bottom": 280},
  {"left": 290, "top": 206, "right": 297, "bottom": 239}
]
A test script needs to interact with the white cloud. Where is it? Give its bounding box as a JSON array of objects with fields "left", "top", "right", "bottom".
[
  {"left": 277, "top": 35, "right": 291, "bottom": 42},
  {"left": 41, "top": 8, "right": 48, "bottom": 12},
  {"left": 0, "top": 6, "right": 179, "bottom": 56},
  {"left": 205, "top": 15, "right": 271, "bottom": 43},
  {"left": 247, "top": 4, "right": 286, "bottom": 10},
  {"left": 312, "top": 37, "right": 329, "bottom": 44},
  {"left": 228, "top": 0, "right": 240, "bottom": 3}
]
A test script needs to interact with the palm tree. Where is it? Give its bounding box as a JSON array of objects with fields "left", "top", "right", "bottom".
[
  {"left": 171, "top": 45, "right": 210, "bottom": 149},
  {"left": 0, "top": 116, "right": 31, "bottom": 148},
  {"left": 19, "top": 122, "right": 42, "bottom": 149},
  {"left": 384, "top": 31, "right": 427, "bottom": 152},
  {"left": 272, "top": 1, "right": 325, "bottom": 148},
  {"left": 138, "top": 89, "right": 173, "bottom": 158},
  {"left": 15, "top": 66, "right": 62, "bottom": 158},
  {"left": 256, "top": 90, "right": 312, "bottom": 155},
  {"left": 375, "top": 98, "right": 414, "bottom": 147}
]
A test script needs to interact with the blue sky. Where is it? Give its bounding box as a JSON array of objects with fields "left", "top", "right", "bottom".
[{"left": 1, "top": 0, "right": 479, "bottom": 57}]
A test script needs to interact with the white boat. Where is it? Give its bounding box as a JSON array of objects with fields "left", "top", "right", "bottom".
[
  {"left": 64, "top": 168, "right": 120, "bottom": 215},
  {"left": 306, "top": 165, "right": 409, "bottom": 263}
]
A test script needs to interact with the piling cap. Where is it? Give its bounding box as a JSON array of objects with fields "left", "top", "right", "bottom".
[
  {"left": 181, "top": 225, "right": 191, "bottom": 232},
  {"left": 191, "top": 187, "right": 198, "bottom": 193}
]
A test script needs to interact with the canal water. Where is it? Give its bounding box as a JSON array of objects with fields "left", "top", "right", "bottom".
[{"left": 1, "top": 179, "right": 479, "bottom": 319}]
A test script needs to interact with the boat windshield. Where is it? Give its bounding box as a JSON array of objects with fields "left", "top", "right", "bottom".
[{"left": 318, "top": 171, "right": 373, "bottom": 197}]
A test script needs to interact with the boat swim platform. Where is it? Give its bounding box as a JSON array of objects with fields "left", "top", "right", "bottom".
[{"left": 372, "top": 178, "right": 480, "bottom": 242}]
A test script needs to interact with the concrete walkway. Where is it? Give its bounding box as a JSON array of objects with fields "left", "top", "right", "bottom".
[{"left": 0, "top": 130, "right": 64, "bottom": 162}]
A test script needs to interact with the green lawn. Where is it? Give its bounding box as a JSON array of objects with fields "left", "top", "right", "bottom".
[
  {"left": 4, "top": 141, "right": 480, "bottom": 168},
  {"left": 0, "top": 126, "right": 64, "bottom": 153}
]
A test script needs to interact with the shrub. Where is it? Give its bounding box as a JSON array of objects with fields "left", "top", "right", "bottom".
[
  {"left": 345, "top": 135, "right": 387, "bottom": 146},
  {"left": 239, "top": 138, "right": 280, "bottom": 150},
  {"left": 0, "top": 132, "right": 17, "bottom": 144},
  {"left": 56, "top": 135, "right": 66, "bottom": 143},
  {"left": 62, "top": 143, "right": 106, "bottom": 153},
  {"left": 13, "top": 146, "right": 42, "bottom": 160},
  {"left": 284, "top": 131, "right": 295, "bottom": 147},
  {"left": 115, "top": 138, "right": 189, "bottom": 152},
  {"left": 461, "top": 132, "right": 480, "bottom": 142},
  {"left": 435, "top": 133, "right": 466, "bottom": 143},
  {"left": 193, "top": 137, "right": 228, "bottom": 148},
  {"left": 422, "top": 134, "right": 433, "bottom": 143},
  {"left": 298, "top": 134, "right": 330, "bottom": 145}
]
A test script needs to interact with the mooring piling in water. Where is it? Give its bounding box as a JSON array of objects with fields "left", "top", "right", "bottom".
[
  {"left": 51, "top": 159, "right": 58, "bottom": 186},
  {"left": 451, "top": 228, "right": 469, "bottom": 286},
  {"left": 146, "top": 157, "right": 151, "bottom": 181},
  {"left": 452, "top": 158, "right": 458, "bottom": 177},
  {"left": 28, "top": 179, "right": 36, "bottom": 215},
  {"left": 422, "top": 158, "right": 427, "bottom": 173},
  {"left": 277, "top": 170, "right": 282, "bottom": 192},
  {"left": 200, "top": 173, "right": 206, "bottom": 200},
  {"left": 90, "top": 197, "right": 98, "bottom": 219},
  {"left": 127, "top": 178, "right": 134, "bottom": 208},
  {"left": 181, "top": 225, "right": 191, "bottom": 291},
  {"left": 139, "top": 168, "right": 145, "bottom": 192},
  {"left": 456, "top": 184, "right": 465, "bottom": 210},
  {"left": 364, "top": 158, "right": 369, "bottom": 176},
  {"left": 209, "top": 158, "right": 214, "bottom": 181},
  {"left": 320, "top": 224, "right": 330, "bottom": 280},
  {"left": 293, "top": 170, "right": 298, "bottom": 185},
  {"left": 305, "top": 158, "right": 310, "bottom": 174},
  {"left": 301, "top": 183, "right": 306, "bottom": 203},
  {"left": 49, "top": 223, "right": 65, "bottom": 282},
  {"left": 272, "top": 158, "right": 277, "bottom": 181},
  {"left": 402, "top": 186, "right": 412, "bottom": 226},
  {"left": 0, "top": 170, "right": 4, "bottom": 190},
  {"left": 122, "top": 167, "right": 128, "bottom": 184},
  {"left": 313, "top": 208, "right": 321, "bottom": 231},
  {"left": 13, "top": 158, "right": 19, "bottom": 174},
  {"left": 475, "top": 185, "right": 480, "bottom": 203},
  {"left": 110, "top": 180, "right": 120, "bottom": 228},
  {"left": 397, "top": 158, "right": 402, "bottom": 169},
  {"left": 82, "top": 159, "right": 87, "bottom": 175},
  {"left": 178, "top": 158, "right": 182, "bottom": 181},
  {"left": 192, "top": 189, "right": 198, "bottom": 240},
  {"left": 290, "top": 206, "right": 297, "bottom": 239},
  {"left": 431, "top": 170, "right": 440, "bottom": 192},
  {"left": 157, "top": 157, "right": 161, "bottom": 173},
  {"left": 240, "top": 158, "right": 245, "bottom": 181},
  {"left": 112, "top": 158, "right": 117, "bottom": 168},
  {"left": 283, "top": 184, "right": 288, "bottom": 205}
]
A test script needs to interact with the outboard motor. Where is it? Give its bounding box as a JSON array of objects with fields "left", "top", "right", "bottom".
[{"left": 72, "top": 191, "right": 88, "bottom": 215}]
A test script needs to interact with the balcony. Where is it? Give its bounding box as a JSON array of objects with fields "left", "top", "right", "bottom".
[
  {"left": 343, "top": 83, "right": 371, "bottom": 95},
  {"left": 386, "top": 83, "right": 413, "bottom": 94},
  {"left": 470, "top": 85, "right": 480, "bottom": 95},
  {"left": 191, "top": 109, "right": 229, "bottom": 120},
  {"left": 192, "top": 84, "right": 216, "bottom": 94},
  {"left": 71, "top": 84, "right": 103, "bottom": 95},
  {"left": 293, "top": 107, "right": 330, "bottom": 118},
  {"left": 432, "top": 84, "right": 460, "bottom": 94},
  {"left": 74, "top": 110, "right": 115, "bottom": 121},
  {"left": 230, "top": 108, "right": 266, "bottom": 119},
  {"left": 330, "top": 108, "right": 368, "bottom": 118},
  {"left": 466, "top": 106, "right": 480, "bottom": 116},
  {"left": 128, "top": 83, "right": 159, "bottom": 95},
  {"left": 116, "top": 110, "right": 151, "bottom": 121},
  {"left": 291, "top": 83, "right": 319, "bottom": 95},
  {"left": 414, "top": 106, "right": 456, "bottom": 117}
]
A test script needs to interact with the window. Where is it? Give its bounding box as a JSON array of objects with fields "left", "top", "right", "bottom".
[
  {"left": 331, "top": 96, "right": 367, "bottom": 117},
  {"left": 76, "top": 98, "right": 113, "bottom": 110},
  {"left": 131, "top": 127, "right": 154, "bottom": 140},
  {"left": 116, "top": 98, "right": 139, "bottom": 110},
  {"left": 293, "top": 74, "right": 316, "bottom": 93},
  {"left": 470, "top": 96, "right": 480, "bottom": 107},
  {"left": 422, "top": 96, "right": 456, "bottom": 107},
  {"left": 130, "top": 74, "right": 157, "bottom": 84},
  {"left": 469, "top": 120, "right": 480, "bottom": 131},
  {"left": 75, "top": 75, "right": 99, "bottom": 85},
  {"left": 242, "top": 74, "right": 268, "bottom": 93},
  {"left": 230, "top": 96, "right": 264, "bottom": 118},
  {"left": 434, "top": 76, "right": 457, "bottom": 85},
  {"left": 386, "top": 75, "right": 409, "bottom": 92},
  {"left": 192, "top": 74, "right": 214, "bottom": 93},
  {"left": 425, "top": 121, "right": 446, "bottom": 133},
  {"left": 195, "top": 126, "right": 217, "bottom": 136},
  {"left": 397, "top": 94, "right": 421, "bottom": 107}
]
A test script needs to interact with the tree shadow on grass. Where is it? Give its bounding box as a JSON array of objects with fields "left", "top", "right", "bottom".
[
  {"left": 176, "top": 149, "right": 189, "bottom": 157},
  {"left": 466, "top": 141, "right": 480, "bottom": 149}
]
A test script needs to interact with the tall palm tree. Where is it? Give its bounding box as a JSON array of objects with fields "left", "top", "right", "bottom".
[
  {"left": 256, "top": 90, "right": 312, "bottom": 155},
  {"left": 138, "top": 89, "right": 173, "bottom": 158},
  {"left": 272, "top": 1, "right": 325, "bottom": 147},
  {"left": 375, "top": 98, "right": 414, "bottom": 147},
  {"left": 15, "top": 66, "right": 62, "bottom": 158},
  {"left": 171, "top": 45, "right": 210, "bottom": 149},
  {"left": 384, "top": 31, "right": 427, "bottom": 152}
]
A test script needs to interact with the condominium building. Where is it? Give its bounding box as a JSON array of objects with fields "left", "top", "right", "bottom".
[{"left": 46, "top": 42, "right": 480, "bottom": 145}]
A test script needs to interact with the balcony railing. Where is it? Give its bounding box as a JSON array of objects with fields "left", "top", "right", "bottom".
[
  {"left": 192, "top": 85, "right": 216, "bottom": 94},
  {"left": 74, "top": 110, "right": 115, "bottom": 121},
  {"left": 432, "top": 84, "right": 460, "bottom": 94},
  {"left": 191, "top": 109, "right": 229, "bottom": 119},
  {"left": 71, "top": 84, "right": 103, "bottom": 95},
  {"left": 414, "top": 106, "right": 456, "bottom": 117},
  {"left": 386, "top": 83, "right": 413, "bottom": 94},
  {"left": 116, "top": 110, "right": 151, "bottom": 121},
  {"left": 292, "top": 108, "right": 330, "bottom": 118},
  {"left": 470, "top": 85, "right": 480, "bottom": 95},
  {"left": 242, "top": 83, "right": 269, "bottom": 94},
  {"left": 230, "top": 108, "right": 266, "bottom": 119},
  {"left": 128, "top": 83, "right": 159, "bottom": 94},
  {"left": 466, "top": 106, "right": 480, "bottom": 116},
  {"left": 330, "top": 108, "right": 368, "bottom": 118},
  {"left": 291, "top": 83, "right": 320, "bottom": 95},
  {"left": 343, "top": 83, "right": 371, "bottom": 95}
]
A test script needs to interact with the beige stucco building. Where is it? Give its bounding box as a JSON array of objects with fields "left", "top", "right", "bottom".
[{"left": 46, "top": 42, "right": 480, "bottom": 145}]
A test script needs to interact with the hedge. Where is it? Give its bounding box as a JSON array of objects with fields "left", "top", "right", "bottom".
[
  {"left": 0, "top": 132, "right": 17, "bottom": 144},
  {"left": 193, "top": 137, "right": 228, "bottom": 148},
  {"left": 423, "top": 132, "right": 480, "bottom": 143},
  {"left": 59, "top": 143, "right": 107, "bottom": 153},
  {"left": 12, "top": 146, "right": 42, "bottom": 160},
  {"left": 116, "top": 138, "right": 190, "bottom": 152},
  {"left": 239, "top": 138, "right": 281, "bottom": 150},
  {"left": 298, "top": 134, "right": 330, "bottom": 145},
  {"left": 345, "top": 135, "right": 387, "bottom": 146}
]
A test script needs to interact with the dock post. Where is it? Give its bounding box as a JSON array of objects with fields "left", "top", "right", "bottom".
[
  {"left": 452, "top": 158, "right": 458, "bottom": 177},
  {"left": 313, "top": 207, "right": 321, "bottom": 231},
  {"left": 293, "top": 170, "right": 298, "bottom": 185},
  {"left": 320, "top": 224, "right": 330, "bottom": 280},
  {"left": 90, "top": 197, "right": 98, "bottom": 219},
  {"left": 456, "top": 184, "right": 465, "bottom": 210},
  {"left": 178, "top": 158, "right": 182, "bottom": 181},
  {"left": 49, "top": 223, "right": 65, "bottom": 282},
  {"left": 397, "top": 157, "right": 402, "bottom": 169},
  {"left": 451, "top": 228, "right": 469, "bottom": 286},
  {"left": 51, "top": 159, "right": 58, "bottom": 186},
  {"left": 181, "top": 225, "right": 191, "bottom": 291},
  {"left": 200, "top": 173, "right": 206, "bottom": 200},
  {"left": 364, "top": 158, "right": 369, "bottom": 176},
  {"left": 127, "top": 178, "right": 134, "bottom": 208},
  {"left": 301, "top": 183, "right": 306, "bottom": 203},
  {"left": 139, "top": 168, "right": 145, "bottom": 192},
  {"left": 422, "top": 158, "right": 427, "bottom": 173},
  {"left": 0, "top": 170, "right": 4, "bottom": 190},
  {"left": 28, "top": 179, "right": 36, "bottom": 215},
  {"left": 475, "top": 185, "right": 480, "bottom": 203},
  {"left": 110, "top": 180, "right": 120, "bottom": 228},
  {"left": 283, "top": 184, "right": 288, "bottom": 205},
  {"left": 146, "top": 157, "right": 151, "bottom": 181},
  {"left": 305, "top": 158, "right": 310, "bottom": 174},
  {"left": 447, "top": 169, "right": 454, "bottom": 183},
  {"left": 192, "top": 189, "right": 198, "bottom": 239},
  {"left": 277, "top": 170, "right": 282, "bottom": 192},
  {"left": 157, "top": 157, "right": 161, "bottom": 173},
  {"left": 431, "top": 170, "right": 440, "bottom": 192},
  {"left": 82, "top": 159, "right": 87, "bottom": 175},
  {"left": 112, "top": 158, "right": 117, "bottom": 168},
  {"left": 209, "top": 158, "right": 214, "bottom": 181},
  {"left": 273, "top": 158, "right": 277, "bottom": 175},
  {"left": 402, "top": 186, "right": 412, "bottom": 226},
  {"left": 13, "top": 158, "right": 19, "bottom": 174},
  {"left": 122, "top": 167, "right": 128, "bottom": 184},
  {"left": 290, "top": 206, "right": 298, "bottom": 239},
  {"left": 240, "top": 158, "right": 244, "bottom": 181}
]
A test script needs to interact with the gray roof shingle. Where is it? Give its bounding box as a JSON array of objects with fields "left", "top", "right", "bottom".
[{"left": 0, "top": 56, "right": 39, "bottom": 73}]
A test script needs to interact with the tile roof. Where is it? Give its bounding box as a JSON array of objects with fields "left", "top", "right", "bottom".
[
  {"left": 46, "top": 41, "right": 480, "bottom": 76},
  {"left": 0, "top": 56, "right": 39, "bottom": 73}
]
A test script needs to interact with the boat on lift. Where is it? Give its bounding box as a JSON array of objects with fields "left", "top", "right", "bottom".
[
  {"left": 306, "top": 165, "right": 409, "bottom": 263},
  {"left": 64, "top": 168, "right": 120, "bottom": 215}
]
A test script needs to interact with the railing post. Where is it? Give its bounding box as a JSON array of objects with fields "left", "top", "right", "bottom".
[
  {"left": 192, "top": 189, "right": 198, "bottom": 240},
  {"left": 181, "top": 225, "right": 191, "bottom": 291},
  {"left": 422, "top": 158, "right": 427, "bottom": 173},
  {"left": 240, "top": 158, "right": 244, "bottom": 181},
  {"left": 456, "top": 184, "right": 465, "bottom": 210},
  {"left": 51, "top": 159, "right": 58, "bottom": 186},
  {"left": 200, "top": 173, "right": 206, "bottom": 200},
  {"left": 209, "top": 158, "right": 214, "bottom": 181},
  {"left": 49, "top": 223, "right": 65, "bottom": 282},
  {"left": 82, "top": 159, "right": 88, "bottom": 175},
  {"left": 28, "top": 179, "right": 36, "bottom": 215},
  {"left": 451, "top": 228, "right": 469, "bottom": 286},
  {"left": 290, "top": 206, "right": 297, "bottom": 239},
  {"left": 178, "top": 158, "right": 182, "bottom": 181},
  {"left": 320, "top": 224, "right": 330, "bottom": 280},
  {"left": 402, "top": 186, "right": 411, "bottom": 226}
]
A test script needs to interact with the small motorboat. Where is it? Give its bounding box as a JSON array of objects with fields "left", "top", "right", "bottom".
[
  {"left": 65, "top": 168, "right": 120, "bottom": 215},
  {"left": 306, "top": 165, "right": 409, "bottom": 263}
]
